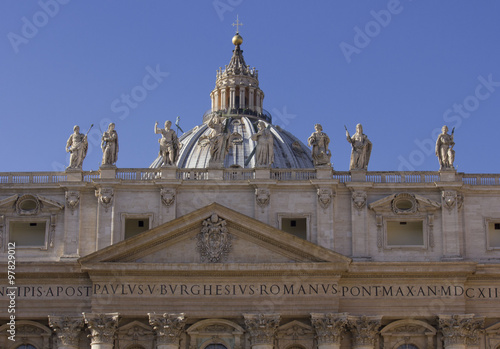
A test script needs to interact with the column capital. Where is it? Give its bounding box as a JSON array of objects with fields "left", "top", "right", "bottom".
[
  {"left": 83, "top": 312, "right": 120, "bottom": 345},
  {"left": 347, "top": 315, "right": 382, "bottom": 348},
  {"left": 438, "top": 314, "right": 484, "bottom": 347},
  {"left": 148, "top": 312, "right": 186, "bottom": 345},
  {"left": 243, "top": 313, "right": 280, "bottom": 347},
  {"left": 311, "top": 313, "right": 348, "bottom": 345},
  {"left": 48, "top": 315, "right": 84, "bottom": 348}
]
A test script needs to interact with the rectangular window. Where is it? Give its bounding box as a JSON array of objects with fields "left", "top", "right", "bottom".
[
  {"left": 281, "top": 218, "right": 307, "bottom": 240},
  {"left": 386, "top": 221, "right": 424, "bottom": 246},
  {"left": 124, "top": 218, "right": 150, "bottom": 240},
  {"left": 488, "top": 222, "right": 500, "bottom": 248},
  {"left": 10, "top": 221, "right": 47, "bottom": 247}
]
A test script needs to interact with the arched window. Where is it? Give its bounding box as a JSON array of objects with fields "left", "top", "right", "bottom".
[
  {"left": 204, "top": 344, "right": 228, "bottom": 349},
  {"left": 397, "top": 345, "right": 419, "bottom": 349},
  {"left": 16, "top": 345, "right": 37, "bottom": 349}
]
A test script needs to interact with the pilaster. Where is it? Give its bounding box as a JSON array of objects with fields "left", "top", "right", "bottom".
[
  {"left": 346, "top": 182, "right": 373, "bottom": 260},
  {"left": 95, "top": 187, "right": 115, "bottom": 250},
  {"left": 61, "top": 188, "right": 84, "bottom": 259},
  {"left": 436, "top": 181, "right": 464, "bottom": 260},
  {"left": 83, "top": 312, "right": 120, "bottom": 349},
  {"left": 148, "top": 313, "right": 186, "bottom": 349},
  {"left": 244, "top": 313, "right": 280, "bottom": 349},
  {"left": 48, "top": 315, "right": 84, "bottom": 349},
  {"left": 438, "top": 314, "right": 484, "bottom": 349},
  {"left": 347, "top": 315, "right": 381, "bottom": 349},
  {"left": 311, "top": 313, "right": 348, "bottom": 349}
]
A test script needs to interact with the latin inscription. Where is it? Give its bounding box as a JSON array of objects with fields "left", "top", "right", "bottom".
[{"left": 0, "top": 283, "right": 499, "bottom": 299}]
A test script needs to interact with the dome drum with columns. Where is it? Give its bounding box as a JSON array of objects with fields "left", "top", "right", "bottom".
[{"left": 151, "top": 31, "right": 314, "bottom": 170}]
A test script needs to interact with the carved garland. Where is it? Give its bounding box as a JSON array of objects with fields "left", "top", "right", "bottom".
[
  {"left": 65, "top": 191, "right": 80, "bottom": 213},
  {"left": 95, "top": 188, "right": 114, "bottom": 212}
]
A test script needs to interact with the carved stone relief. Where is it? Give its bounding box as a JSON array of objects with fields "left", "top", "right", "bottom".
[
  {"left": 317, "top": 188, "right": 333, "bottom": 209},
  {"left": 311, "top": 313, "right": 348, "bottom": 345},
  {"left": 439, "top": 314, "right": 484, "bottom": 347},
  {"left": 442, "top": 191, "right": 457, "bottom": 211},
  {"left": 48, "top": 315, "right": 84, "bottom": 347},
  {"left": 148, "top": 313, "right": 186, "bottom": 345},
  {"left": 244, "top": 313, "right": 281, "bottom": 346},
  {"left": 15, "top": 194, "right": 40, "bottom": 215},
  {"left": 83, "top": 312, "right": 120, "bottom": 345},
  {"left": 95, "top": 188, "right": 114, "bottom": 212},
  {"left": 196, "top": 214, "right": 232, "bottom": 263},
  {"left": 391, "top": 193, "right": 418, "bottom": 214},
  {"left": 161, "top": 188, "right": 176, "bottom": 207},
  {"left": 351, "top": 191, "right": 367, "bottom": 211},
  {"left": 65, "top": 191, "right": 80, "bottom": 213},
  {"left": 256, "top": 188, "right": 270, "bottom": 208},
  {"left": 347, "top": 315, "right": 381, "bottom": 348}
]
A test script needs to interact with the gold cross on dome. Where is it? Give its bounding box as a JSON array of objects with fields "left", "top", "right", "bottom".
[{"left": 232, "top": 15, "right": 243, "bottom": 33}]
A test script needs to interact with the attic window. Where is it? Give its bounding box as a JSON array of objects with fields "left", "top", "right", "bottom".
[
  {"left": 125, "top": 218, "right": 150, "bottom": 239},
  {"left": 9, "top": 220, "right": 47, "bottom": 248},
  {"left": 386, "top": 220, "right": 424, "bottom": 246},
  {"left": 281, "top": 218, "right": 307, "bottom": 240},
  {"left": 487, "top": 222, "right": 500, "bottom": 249}
]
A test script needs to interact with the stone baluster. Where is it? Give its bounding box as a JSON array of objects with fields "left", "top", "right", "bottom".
[
  {"left": 48, "top": 315, "right": 84, "bottom": 349},
  {"left": 311, "top": 313, "right": 348, "bottom": 349},
  {"left": 439, "top": 314, "right": 484, "bottom": 349},
  {"left": 347, "top": 315, "right": 382, "bottom": 349},
  {"left": 83, "top": 312, "right": 120, "bottom": 349},
  {"left": 148, "top": 312, "right": 186, "bottom": 349},
  {"left": 244, "top": 313, "right": 281, "bottom": 349}
]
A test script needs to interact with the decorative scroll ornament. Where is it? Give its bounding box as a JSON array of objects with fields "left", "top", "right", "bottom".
[
  {"left": 347, "top": 315, "right": 381, "bottom": 347},
  {"left": 16, "top": 194, "right": 40, "bottom": 215},
  {"left": 391, "top": 193, "right": 418, "bottom": 214},
  {"left": 196, "top": 214, "right": 232, "bottom": 263},
  {"left": 244, "top": 313, "right": 281, "bottom": 346},
  {"left": 160, "top": 188, "right": 175, "bottom": 207},
  {"left": 48, "top": 315, "right": 84, "bottom": 347},
  {"left": 95, "top": 188, "right": 114, "bottom": 212},
  {"left": 317, "top": 188, "right": 333, "bottom": 209},
  {"left": 311, "top": 313, "right": 348, "bottom": 345},
  {"left": 148, "top": 313, "right": 186, "bottom": 345},
  {"left": 256, "top": 188, "right": 270, "bottom": 208},
  {"left": 83, "top": 312, "right": 120, "bottom": 345},
  {"left": 65, "top": 191, "right": 80, "bottom": 213},
  {"left": 351, "top": 191, "right": 367, "bottom": 211},
  {"left": 439, "top": 314, "right": 484, "bottom": 346},
  {"left": 442, "top": 191, "right": 457, "bottom": 211}
]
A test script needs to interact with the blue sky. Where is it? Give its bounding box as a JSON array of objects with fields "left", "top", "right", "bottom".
[{"left": 1, "top": 1, "right": 500, "bottom": 173}]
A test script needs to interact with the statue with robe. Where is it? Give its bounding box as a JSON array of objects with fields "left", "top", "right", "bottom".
[
  {"left": 251, "top": 121, "right": 274, "bottom": 167},
  {"left": 101, "top": 123, "right": 119, "bottom": 166},
  {"left": 435, "top": 125, "right": 455, "bottom": 170},
  {"left": 155, "top": 120, "right": 180, "bottom": 167},
  {"left": 308, "top": 123, "right": 331, "bottom": 166},
  {"left": 346, "top": 123, "right": 372, "bottom": 170},
  {"left": 66, "top": 125, "right": 88, "bottom": 170}
]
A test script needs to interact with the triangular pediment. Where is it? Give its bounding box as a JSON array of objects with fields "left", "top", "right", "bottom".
[
  {"left": 79, "top": 203, "right": 350, "bottom": 271},
  {"left": 369, "top": 192, "right": 440, "bottom": 214}
]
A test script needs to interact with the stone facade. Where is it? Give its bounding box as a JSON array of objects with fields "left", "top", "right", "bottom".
[{"left": 0, "top": 29, "right": 500, "bottom": 349}]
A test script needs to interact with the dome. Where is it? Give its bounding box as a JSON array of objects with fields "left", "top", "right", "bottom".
[
  {"left": 150, "top": 26, "right": 315, "bottom": 169},
  {"left": 150, "top": 114, "right": 313, "bottom": 169}
]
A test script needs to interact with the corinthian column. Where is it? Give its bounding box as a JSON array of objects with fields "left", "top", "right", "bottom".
[
  {"left": 244, "top": 313, "right": 280, "bottom": 349},
  {"left": 439, "top": 314, "right": 484, "bottom": 349},
  {"left": 83, "top": 312, "right": 120, "bottom": 349},
  {"left": 48, "top": 315, "right": 84, "bottom": 349},
  {"left": 148, "top": 313, "right": 186, "bottom": 349},
  {"left": 311, "top": 313, "right": 348, "bottom": 349},
  {"left": 347, "top": 315, "right": 382, "bottom": 349}
]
